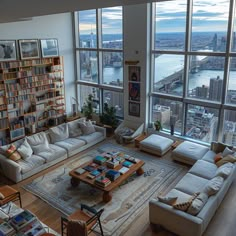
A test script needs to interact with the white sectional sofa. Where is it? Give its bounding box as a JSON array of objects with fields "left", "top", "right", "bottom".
[
  {"left": 149, "top": 141, "right": 236, "bottom": 236},
  {"left": 0, "top": 118, "right": 106, "bottom": 183}
]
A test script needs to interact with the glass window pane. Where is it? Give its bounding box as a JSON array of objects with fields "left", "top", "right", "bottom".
[
  {"left": 191, "top": 0, "right": 229, "bottom": 52},
  {"left": 155, "top": 0, "right": 186, "bottom": 51},
  {"left": 151, "top": 97, "right": 183, "bottom": 134},
  {"left": 79, "top": 85, "right": 100, "bottom": 114},
  {"left": 188, "top": 55, "right": 225, "bottom": 101},
  {"left": 153, "top": 53, "right": 184, "bottom": 95},
  {"left": 223, "top": 110, "right": 236, "bottom": 146},
  {"left": 102, "top": 7, "right": 123, "bottom": 49},
  {"left": 103, "top": 90, "right": 124, "bottom": 118},
  {"left": 77, "top": 50, "right": 98, "bottom": 83},
  {"left": 78, "top": 10, "right": 97, "bottom": 48},
  {"left": 186, "top": 105, "right": 218, "bottom": 143},
  {"left": 226, "top": 57, "right": 236, "bottom": 104},
  {"left": 102, "top": 51, "right": 123, "bottom": 86}
]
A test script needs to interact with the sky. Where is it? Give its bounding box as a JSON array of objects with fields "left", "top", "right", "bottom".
[{"left": 78, "top": 1, "right": 232, "bottom": 35}]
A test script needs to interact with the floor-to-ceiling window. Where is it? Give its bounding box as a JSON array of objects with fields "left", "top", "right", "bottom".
[
  {"left": 151, "top": 0, "right": 236, "bottom": 145},
  {"left": 74, "top": 7, "right": 124, "bottom": 118}
]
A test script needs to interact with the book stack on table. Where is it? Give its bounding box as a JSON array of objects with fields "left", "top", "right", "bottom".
[
  {"left": 105, "top": 169, "right": 120, "bottom": 181},
  {"left": 94, "top": 176, "right": 111, "bottom": 188},
  {"left": 0, "top": 222, "right": 15, "bottom": 236},
  {"left": 106, "top": 158, "right": 120, "bottom": 169}
]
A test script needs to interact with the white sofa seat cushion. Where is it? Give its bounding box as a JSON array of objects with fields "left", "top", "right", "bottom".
[
  {"left": 172, "top": 141, "right": 209, "bottom": 165},
  {"left": 54, "top": 138, "right": 86, "bottom": 154},
  {"left": 188, "top": 160, "right": 218, "bottom": 180},
  {"left": 78, "top": 132, "right": 104, "bottom": 144},
  {"left": 36, "top": 144, "right": 67, "bottom": 162},
  {"left": 201, "top": 150, "right": 216, "bottom": 163},
  {"left": 17, "top": 155, "right": 45, "bottom": 174},
  {"left": 175, "top": 173, "right": 209, "bottom": 195},
  {"left": 163, "top": 189, "right": 192, "bottom": 205},
  {"left": 140, "top": 134, "right": 174, "bottom": 156}
]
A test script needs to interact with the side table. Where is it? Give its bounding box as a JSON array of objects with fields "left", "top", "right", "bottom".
[{"left": 134, "top": 133, "right": 148, "bottom": 148}]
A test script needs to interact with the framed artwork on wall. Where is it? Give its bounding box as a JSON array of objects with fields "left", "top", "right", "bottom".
[
  {"left": 0, "top": 40, "right": 17, "bottom": 61},
  {"left": 128, "top": 66, "right": 141, "bottom": 82},
  {"left": 129, "top": 82, "right": 140, "bottom": 101},
  {"left": 19, "top": 39, "right": 40, "bottom": 60},
  {"left": 129, "top": 102, "right": 140, "bottom": 117},
  {"left": 40, "top": 38, "right": 59, "bottom": 58}
]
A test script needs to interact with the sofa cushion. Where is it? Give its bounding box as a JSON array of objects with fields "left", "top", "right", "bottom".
[
  {"left": 188, "top": 160, "right": 217, "bottom": 180},
  {"left": 158, "top": 195, "right": 177, "bottom": 205},
  {"left": 79, "top": 120, "right": 96, "bottom": 135},
  {"left": 203, "top": 176, "right": 224, "bottom": 196},
  {"left": 164, "top": 189, "right": 192, "bottom": 204},
  {"left": 17, "top": 139, "right": 33, "bottom": 160},
  {"left": 54, "top": 138, "right": 86, "bottom": 154},
  {"left": 222, "top": 147, "right": 234, "bottom": 157},
  {"left": 187, "top": 192, "right": 208, "bottom": 216},
  {"left": 67, "top": 119, "right": 83, "bottom": 138},
  {"left": 202, "top": 150, "right": 217, "bottom": 164},
  {"left": 78, "top": 132, "right": 104, "bottom": 144},
  {"left": 175, "top": 173, "right": 209, "bottom": 195},
  {"left": 172, "top": 141, "right": 209, "bottom": 165},
  {"left": 49, "top": 123, "right": 69, "bottom": 143},
  {"left": 215, "top": 163, "right": 233, "bottom": 179}
]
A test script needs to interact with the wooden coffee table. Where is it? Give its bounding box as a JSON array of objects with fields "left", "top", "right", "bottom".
[{"left": 69, "top": 159, "right": 145, "bottom": 203}]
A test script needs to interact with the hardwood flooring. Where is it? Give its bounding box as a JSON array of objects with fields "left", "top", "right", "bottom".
[{"left": 0, "top": 140, "right": 236, "bottom": 236}]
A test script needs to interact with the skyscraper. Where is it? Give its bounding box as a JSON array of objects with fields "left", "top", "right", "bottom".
[{"left": 209, "top": 76, "right": 222, "bottom": 101}]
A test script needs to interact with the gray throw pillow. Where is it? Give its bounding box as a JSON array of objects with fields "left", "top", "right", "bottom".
[
  {"left": 203, "top": 176, "right": 224, "bottom": 196},
  {"left": 17, "top": 139, "right": 33, "bottom": 160},
  {"left": 79, "top": 120, "right": 96, "bottom": 135}
]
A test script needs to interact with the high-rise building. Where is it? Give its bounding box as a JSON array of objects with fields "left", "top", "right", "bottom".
[
  {"left": 196, "top": 85, "right": 208, "bottom": 99},
  {"left": 209, "top": 76, "right": 223, "bottom": 101}
]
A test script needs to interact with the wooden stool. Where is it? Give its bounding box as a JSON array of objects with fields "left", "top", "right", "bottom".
[{"left": 0, "top": 185, "right": 22, "bottom": 207}]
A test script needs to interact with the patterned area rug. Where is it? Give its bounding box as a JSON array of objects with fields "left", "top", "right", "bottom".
[{"left": 23, "top": 142, "right": 187, "bottom": 236}]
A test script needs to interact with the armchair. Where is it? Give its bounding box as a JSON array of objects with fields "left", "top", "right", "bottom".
[
  {"left": 61, "top": 204, "right": 104, "bottom": 236},
  {"left": 114, "top": 120, "right": 144, "bottom": 144}
]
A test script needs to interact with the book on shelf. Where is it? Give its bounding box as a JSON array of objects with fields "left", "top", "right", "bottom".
[
  {"left": 74, "top": 168, "right": 86, "bottom": 175},
  {"left": 105, "top": 169, "right": 120, "bottom": 181},
  {"left": 93, "top": 155, "right": 107, "bottom": 165},
  {"left": 0, "top": 222, "right": 15, "bottom": 236},
  {"left": 122, "top": 161, "right": 133, "bottom": 168},
  {"left": 118, "top": 166, "right": 130, "bottom": 175},
  {"left": 94, "top": 176, "right": 111, "bottom": 187}
]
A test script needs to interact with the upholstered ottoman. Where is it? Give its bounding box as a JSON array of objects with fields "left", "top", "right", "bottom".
[
  {"left": 172, "top": 141, "right": 209, "bottom": 165},
  {"left": 139, "top": 134, "right": 174, "bottom": 156}
]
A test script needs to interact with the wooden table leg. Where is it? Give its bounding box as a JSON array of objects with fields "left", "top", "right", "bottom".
[
  {"left": 71, "top": 177, "right": 80, "bottom": 187},
  {"left": 103, "top": 191, "right": 112, "bottom": 203},
  {"left": 136, "top": 167, "right": 144, "bottom": 176}
]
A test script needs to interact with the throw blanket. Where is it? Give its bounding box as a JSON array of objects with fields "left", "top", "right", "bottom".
[
  {"left": 67, "top": 220, "right": 88, "bottom": 236},
  {"left": 115, "top": 127, "right": 134, "bottom": 144}
]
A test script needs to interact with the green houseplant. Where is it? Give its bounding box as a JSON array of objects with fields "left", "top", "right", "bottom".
[
  {"left": 82, "top": 94, "right": 94, "bottom": 120},
  {"left": 154, "top": 120, "right": 162, "bottom": 131},
  {"left": 99, "top": 103, "right": 119, "bottom": 128}
]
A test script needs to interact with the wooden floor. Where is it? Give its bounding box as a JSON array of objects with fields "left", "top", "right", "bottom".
[{"left": 0, "top": 140, "right": 236, "bottom": 236}]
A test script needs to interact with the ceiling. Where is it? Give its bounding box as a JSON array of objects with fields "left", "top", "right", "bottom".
[{"left": 0, "top": 0, "right": 153, "bottom": 23}]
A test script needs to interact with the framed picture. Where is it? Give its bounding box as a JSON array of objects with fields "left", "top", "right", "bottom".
[
  {"left": 40, "top": 38, "right": 59, "bottom": 58},
  {"left": 129, "top": 102, "right": 140, "bottom": 117},
  {"left": 19, "top": 39, "right": 40, "bottom": 60},
  {"left": 129, "top": 66, "right": 141, "bottom": 82},
  {"left": 0, "top": 40, "right": 17, "bottom": 61},
  {"left": 129, "top": 82, "right": 140, "bottom": 101}
]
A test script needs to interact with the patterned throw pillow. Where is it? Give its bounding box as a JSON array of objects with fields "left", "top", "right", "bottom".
[
  {"left": 173, "top": 193, "right": 199, "bottom": 212},
  {"left": 216, "top": 155, "right": 236, "bottom": 167},
  {"left": 214, "top": 153, "right": 223, "bottom": 163},
  {"left": 5, "top": 144, "right": 21, "bottom": 161},
  {"left": 158, "top": 195, "right": 178, "bottom": 205}
]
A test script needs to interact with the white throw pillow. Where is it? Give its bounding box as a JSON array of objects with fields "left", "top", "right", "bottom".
[
  {"left": 222, "top": 147, "right": 234, "bottom": 157},
  {"left": 17, "top": 139, "right": 33, "bottom": 160},
  {"left": 79, "top": 120, "right": 96, "bottom": 135},
  {"left": 187, "top": 192, "right": 208, "bottom": 216},
  {"left": 158, "top": 195, "right": 178, "bottom": 205},
  {"left": 49, "top": 123, "right": 69, "bottom": 143},
  {"left": 27, "top": 132, "right": 50, "bottom": 154},
  {"left": 203, "top": 176, "right": 224, "bottom": 196},
  {"left": 68, "top": 120, "right": 83, "bottom": 138},
  {"left": 215, "top": 162, "right": 233, "bottom": 179}
]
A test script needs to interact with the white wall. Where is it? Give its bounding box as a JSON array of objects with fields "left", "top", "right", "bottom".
[{"left": 0, "top": 13, "right": 75, "bottom": 114}]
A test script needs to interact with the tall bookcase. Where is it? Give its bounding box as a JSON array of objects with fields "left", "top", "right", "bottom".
[{"left": 0, "top": 56, "right": 65, "bottom": 144}]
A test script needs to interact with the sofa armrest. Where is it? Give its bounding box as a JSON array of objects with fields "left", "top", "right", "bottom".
[
  {"left": 0, "top": 154, "right": 22, "bottom": 183},
  {"left": 94, "top": 125, "right": 106, "bottom": 137},
  {"left": 149, "top": 199, "right": 203, "bottom": 236}
]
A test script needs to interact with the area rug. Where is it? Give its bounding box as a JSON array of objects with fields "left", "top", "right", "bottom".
[{"left": 23, "top": 142, "right": 187, "bottom": 236}]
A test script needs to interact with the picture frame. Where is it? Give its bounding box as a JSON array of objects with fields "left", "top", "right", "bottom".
[
  {"left": 129, "top": 82, "right": 140, "bottom": 101},
  {"left": 19, "top": 39, "right": 40, "bottom": 60},
  {"left": 129, "top": 102, "right": 140, "bottom": 117},
  {"left": 128, "top": 66, "right": 141, "bottom": 82},
  {"left": 40, "top": 38, "right": 59, "bottom": 58},
  {"left": 0, "top": 40, "right": 17, "bottom": 61}
]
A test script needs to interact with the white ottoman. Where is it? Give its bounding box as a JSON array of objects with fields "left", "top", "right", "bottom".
[
  {"left": 172, "top": 141, "right": 209, "bottom": 165},
  {"left": 139, "top": 134, "right": 174, "bottom": 156}
]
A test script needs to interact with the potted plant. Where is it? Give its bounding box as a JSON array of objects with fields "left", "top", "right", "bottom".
[
  {"left": 154, "top": 120, "right": 162, "bottom": 131},
  {"left": 82, "top": 94, "right": 94, "bottom": 120}
]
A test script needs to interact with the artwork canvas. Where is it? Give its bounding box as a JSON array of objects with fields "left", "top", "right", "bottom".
[
  {"left": 128, "top": 66, "right": 141, "bottom": 82},
  {"left": 40, "top": 39, "right": 59, "bottom": 58},
  {"left": 0, "top": 40, "right": 17, "bottom": 61},
  {"left": 19, "top": 39, "right": 40, "bottom": 60},
  {"left": 129, "top": 82, "right": 140, "bottom": 101},
  {"left": 129, "top": 102, "right": 140, "bottom": 117}
]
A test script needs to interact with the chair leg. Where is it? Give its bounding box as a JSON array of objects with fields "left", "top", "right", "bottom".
[
  {"left": 18, "top": 192, "right": 22, "bottom": 208},
  {"left": 98, "top": 219, "right": 104, "bottom": 236}
]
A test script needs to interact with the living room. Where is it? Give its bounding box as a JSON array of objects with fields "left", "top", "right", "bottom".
[{"left": 0, "top": 0, "right": 236, "bottom": 236}]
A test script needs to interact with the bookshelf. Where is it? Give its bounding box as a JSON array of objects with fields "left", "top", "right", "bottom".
[{"left": 0, "top": 56, "right": 65, "bottom": 143}]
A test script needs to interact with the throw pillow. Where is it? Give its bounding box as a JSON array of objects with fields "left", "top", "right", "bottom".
[
  {"left": 158, "top": 195, "right": 178, "bottom": 205},
  {"left": 203, "top": 176, "right": 224, "bottom": 196},
  {"left": 222, "top": 147, "right": 234, "bottom": 157},
  {"left": 187, "top": 192, "right": 208, "bottom": 216},
  {"left": 49, "top": 123, "right": 69, "bottom": 143},
  {"left": 173, "top": 193, "right": 199, "bottom": 212},
  {"left": 0, "top": 192, "right": 4, "bottom": 200},
  {"left": 214, "top": 153, "right": 223, "bottom": 163},
  {"left": 216, "top": 154, "right": 236, "bottom": 167},
  {"left": 68, "top": 121, "right": 83, "bottom": 138},
  {"left": 215, "top": 163, "right": 233, "bottom": 179},
  {"left": 5, "top": 145, "right": 21, "bottom": 161},
  {"left": 17, "top": 139, "right": 33, "bottom": 160},
  {"left": 79, "top": 120, "right": 96, "bottom": 135}
]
